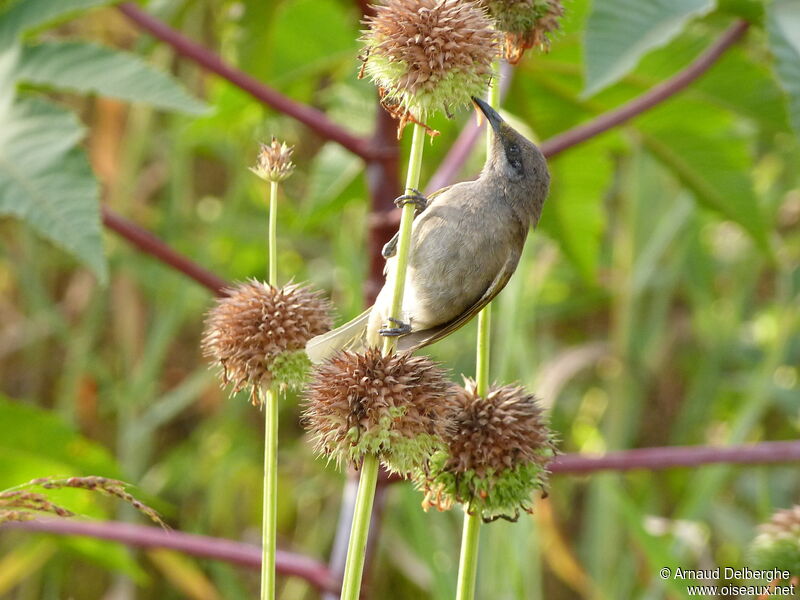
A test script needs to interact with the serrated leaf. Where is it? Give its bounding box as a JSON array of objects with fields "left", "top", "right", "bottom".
[
  {"left": 584, "top": 0, "right": 715, "bottom": 96},
  {"left": 0, "top": 0, "right": 114, "bottom": 48},
  {"left": 539, "top": 140, "right": 610, "bottom": 281},
  {"left": 767, "top": 0, "right": 800, "bottom": 135},
  {"left": 0, "top": 96, "right": 107, "bottom": 281},
  {"left": 17, "top": 41, "right": 208, "bottom": 114},
  {"left": 638, "top": 120, "right": 770, "bottom": 253},
  {"left": 693, "top": 45, "right": 789, "bottom": 132},
  {"left": 0, "top": 41, "right": 19, "bottom": 114}
]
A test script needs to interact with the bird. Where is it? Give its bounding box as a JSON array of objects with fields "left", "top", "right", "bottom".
[{"left": 306, "top": 96, "right": 550, "bottom": 363}]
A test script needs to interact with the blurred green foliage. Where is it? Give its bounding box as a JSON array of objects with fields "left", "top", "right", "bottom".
[{"left": 0, "top": 0, "right": 799, "bottom": 598}]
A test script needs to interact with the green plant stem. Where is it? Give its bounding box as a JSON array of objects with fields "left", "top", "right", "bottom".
[
  {"left": 260, "top": 179, "right": 280, "bottom": 600},
  {"left": 382, "top": 122, "right": 427, "bottom": 355},
  {"left": 456, "top": 63, "right": 501, "bottom": 600},
  {"left": 339, "top": 454, "right": 380, "bottom": 600},
  {"left": 476, "top": 63, "right": 501, "bottom": 395},
  {"left": 456, "top": 507, "right": 481, "bottom": 600},
  {"left": 261, "top": 388, "right": 278, "bottom": 600},
  {"left": 475, "top": 62, "right": 502, "bottom": 397},
  {"left": 339, "top": 123, "right": 427, "bottom": 599},
  {"left": 269, "top": 180, "right": 278, "bottom": 285}
]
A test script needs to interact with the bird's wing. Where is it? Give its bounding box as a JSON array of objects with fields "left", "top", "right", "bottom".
[
  {"left": 425, "top": 184, "right": 454, "bottom": 204},
  {"left": 305, "top": 307, "right": 371, "bottom": 363},
  {"left": 397, "top": 245, "right": 522, "bottom": 352},
  {"left": 382, "top": 184, "right": 456, "bottom": 270}
]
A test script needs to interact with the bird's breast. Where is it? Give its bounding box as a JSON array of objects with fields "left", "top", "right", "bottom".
[{"left": 403, "top": 205, "right": 514, "bottom": 326}]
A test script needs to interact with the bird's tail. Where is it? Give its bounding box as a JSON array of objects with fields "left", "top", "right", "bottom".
[{"left": 305, "top": 307, "right": 371, "bottom": 363}]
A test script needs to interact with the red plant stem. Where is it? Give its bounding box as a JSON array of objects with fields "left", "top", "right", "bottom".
[
  {"left": 539, "top": 19, "right": 750, "bottom": 158},
  {"left": 102, "top": 206, "right": 228, "bottom": 296},
  {"left": 549, "top": 440, "right": 800, "bottom": 475},
  {"left": 102, "top": 17, "right": 748, "bottom": 297},
  {"left": 3, "top": 519, "right": 337, "bottom": 592},
  {"left": 116, "top": 3, "right": 377, "bottom": 161},
  {"left": 364, "top": 102, "right": 403, "bottom": 303},
  {"left": 3, "top": 442, "right": 797, "bottom": 586},
  {"left": 424, "top": 20, "right": 749, "bottom": 195},
  {"left": 379, "top": 439, "right": 800, "bottom": 485}
]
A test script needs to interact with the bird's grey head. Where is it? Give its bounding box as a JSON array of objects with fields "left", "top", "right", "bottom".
[{"left": 472, "top": 96, "right": 550, "bottom": 227}]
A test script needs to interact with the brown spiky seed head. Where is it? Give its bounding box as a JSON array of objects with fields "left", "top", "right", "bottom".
[
  {"left": 420, "top": 378, "right": 555, "bottom": 520},
  {"left": 303, "top": 348, "right": 452, "bottom": 474},
  {"left": 361, "top": 0, "right": 498, "bottom": 116},
  {"left": 750, "top": 505, "right": 800, "bottom": 575},
  {"left": 484, "top": 0, "right": 563, "bottom": 63},
  {"left": 202, "top": 281, "right": 333, "bottom": 399},
  {"left": 250, "top": 137, "right": 295, "bottom": 183}
]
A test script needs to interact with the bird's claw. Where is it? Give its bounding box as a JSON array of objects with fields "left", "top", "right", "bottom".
[
  {"left": 394, "top": 189, "right": 428, "bottom": 212},
  {"left": 379, "top": 317, "right": 412, "bottom": 337}
]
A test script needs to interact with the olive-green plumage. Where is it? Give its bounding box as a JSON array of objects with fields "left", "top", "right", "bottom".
[{"left": 306, "top": 98, "right": 549, "bottom": 362}]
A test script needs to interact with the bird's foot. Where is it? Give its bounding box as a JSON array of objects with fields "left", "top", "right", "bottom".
[
  {"left": 379, "top": 317, "right": 412, "bottom": 337},
  {"left": 394, "top": 189, "right": 428, "bottom": 212}
]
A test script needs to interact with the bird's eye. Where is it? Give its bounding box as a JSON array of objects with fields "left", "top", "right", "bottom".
[{"left": 506, "top": 143, "right": 522, "bottom": 172}]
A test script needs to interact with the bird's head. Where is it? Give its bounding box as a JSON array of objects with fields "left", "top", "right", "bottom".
[{"left": 472, "top": 96, "right": 550, "bottom": 223}]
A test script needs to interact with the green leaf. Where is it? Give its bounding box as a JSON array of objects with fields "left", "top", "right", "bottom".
[
  {"left": 307, "top": 143, "right": 363, "bottom": 206},
  {"left": 267, "top": 0, "right": 358, "bottom": 81},
  {"left": 17, "top": 41, "right": 208, "bottom": 114},
  {"left": 64, "top": 538, "right": 148, "bottom": 584},
  {"left": 0, "top": 395, "right": 145, "bottom": 582},
  {"left": 0, "top": 41, "right": 19, "bottom": 113},
  {"left": 717, "top": 0, "right": 764, "bottom": 23},
  {"left": 0, "top": 96, "right": 107, "bottom": 281},
  {"left": 0, "top": 0, "right": 114, "bottom": 48},
  {"left": 693, "top": 45, "right": 789, "bottom": 132},
  {"left": 0, "top": 395, "right": 122, "bottom": 487},
  {"left": 637, "top": 100, "right": 770, "bottom": 253},
  {"left": 767, "top": 0, "right": 800, "bottom": 135},
  {"left": 584, "top": 0, "right": 715, "bottom": 96},
  {"left": 539, "top": 140, "right": 611, "bottom": 281}
]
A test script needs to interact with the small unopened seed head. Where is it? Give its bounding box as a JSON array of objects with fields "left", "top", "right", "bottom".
[
  {"left": 361, "top": 0, "right": 498, "bottom": 118},
  {"left": 202, "top": 281, "right": 333, "bottom": 401},
  {"left": 250, "top": 137, "right": 295, "bottom": 183},
  {"left": 419, "top": 378, "right": 555, "bottom": 521},
  {"left": 302, "top": 348, "right": 452, "bottom": 474},
  {"left": 750, "top": 506, "right": 800, "bottom": 575},
  {"left": 484, "top": 0, "right": 564, "bottom": 63}
]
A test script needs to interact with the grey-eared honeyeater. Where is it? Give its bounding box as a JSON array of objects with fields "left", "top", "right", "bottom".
[{"left": 306, "top": 97, "right": 550, "bottom": 361}]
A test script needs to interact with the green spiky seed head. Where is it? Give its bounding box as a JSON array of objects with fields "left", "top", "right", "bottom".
[
  {"left": 750, "top": 506, "right": 800, "bottom": 575},
  {"left": 302, "top": 348, "right": 452, "bottom": 475},
  {"left": 270, "top": 349, "right": 312, "bottom": 392},
  {"left": 360, "top": 0, "right": 498, "bottom": 119},
  {"left": 483, "top": 0, "right": 563, "bottom": 63},
  {"left": 418, "top": 378, "right": 555, "bottom": 521},
  {"left": 202, "top": 281, "right": 333, "bottom": 404}
]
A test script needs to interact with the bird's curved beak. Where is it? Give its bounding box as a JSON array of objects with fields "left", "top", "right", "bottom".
[{"left": 471, "top": 96, "right": 504, "bottom": 133}]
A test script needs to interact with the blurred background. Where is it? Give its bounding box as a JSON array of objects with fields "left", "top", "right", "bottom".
[{"left": 0, "top": 0, "right": 799, "bottom": 598}]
